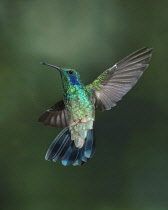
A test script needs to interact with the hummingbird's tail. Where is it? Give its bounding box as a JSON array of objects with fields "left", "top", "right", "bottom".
[{"left": 45, "top": 127, "right": 95, "bottom": 166}]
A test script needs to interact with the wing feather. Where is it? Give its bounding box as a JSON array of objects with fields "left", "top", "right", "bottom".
[
  {"left": 38, "top": 100, "right": 69, "bottom": 128},
  {"left": 87, "top": 47, "right": 153, "bottom": 111}
]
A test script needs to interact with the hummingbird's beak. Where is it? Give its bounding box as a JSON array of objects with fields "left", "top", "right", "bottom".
[{"left": 40, "top": 62, "right": 61, "bottom": 71}]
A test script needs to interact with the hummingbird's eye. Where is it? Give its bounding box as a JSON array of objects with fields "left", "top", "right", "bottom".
[{"left": 67, "top": 70, "right": 74, "bottom": 75}]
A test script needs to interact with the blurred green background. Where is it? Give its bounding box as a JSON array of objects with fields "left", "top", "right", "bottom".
[{"left": 1, "top": 0, "right": 168, "bottom": 210}]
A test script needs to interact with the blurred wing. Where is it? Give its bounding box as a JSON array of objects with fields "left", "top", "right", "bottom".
[
  {"left": 38, "top": 100, "right": 69, "bottom": 128},
  {"left": 87, "top": 47, "right": 153, "bottom": 111}
]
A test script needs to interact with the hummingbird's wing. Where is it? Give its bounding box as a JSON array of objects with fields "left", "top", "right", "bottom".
[
  {"left": 86, "top": 47, "right": 153, "bottom": 111},
  {"left": 38, "top": 100, "right": 69, "bottom": 128}
]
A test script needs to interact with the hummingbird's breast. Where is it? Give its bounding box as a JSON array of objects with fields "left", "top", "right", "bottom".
[
  {"left": 64, "top": 86, "right": 95, "bottom": 148},
  {"left": 65, "top": 86, "right": 95, "bottom": 123}
]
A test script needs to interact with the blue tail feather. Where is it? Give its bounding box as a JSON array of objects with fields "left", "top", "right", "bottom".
[
  {"left": 45, "top": 127, "right": 95, "bottom": 166},
  {"left": 89, "top": 130, "right": 96, "bottom": 158},
  {"left": 80, "top": 147, "right": 88, "bottom": 162},
  {"left": 61, "top": 147, "right": 73, "bottom": 166},
  {"left": 45, "top": 127, "right": 69, "bottom": 160},
  {"left": 73, "top": 147, "right": 85, "bottom": 166},
  {"left": 84, "top": 129, "right": 96, "bottom": 158},
  {"left": 68, "top": 147, "right": 80, "bottom": 164},
  {"left": 62, "top": 142, "right": 79, "bottom": 166},
  {"left": 53, "top": 136, "right": 71, "bottom": 162}
]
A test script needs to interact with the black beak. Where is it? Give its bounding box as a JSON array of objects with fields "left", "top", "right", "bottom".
[{"left": 40, "top": 62, "right": 61, "bottom": 71}]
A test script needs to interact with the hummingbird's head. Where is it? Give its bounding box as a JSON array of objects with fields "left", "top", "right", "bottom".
[{"left": 40, "top": 62, "right": 82, "bottom": 90}]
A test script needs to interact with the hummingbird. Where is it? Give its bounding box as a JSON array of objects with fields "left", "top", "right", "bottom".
[{"left": 39, "top": 47, "right": 153, "bottom": 166}]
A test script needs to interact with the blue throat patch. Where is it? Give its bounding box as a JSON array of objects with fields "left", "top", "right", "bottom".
[{"left": 69, "top": 74, "right": 81, "bottom": 85}]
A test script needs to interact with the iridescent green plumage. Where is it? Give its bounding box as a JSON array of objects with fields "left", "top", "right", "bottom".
[
  {"left": 39, "top": 47, "right": 153, "bottom": 166},
  {"left": 65, "top": 84, "right": 95, "bottom": 148}
]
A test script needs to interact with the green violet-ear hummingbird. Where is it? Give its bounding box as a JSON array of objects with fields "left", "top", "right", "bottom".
[{"left": 39, "top": 47, "right": 153, "bottom": 166}]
